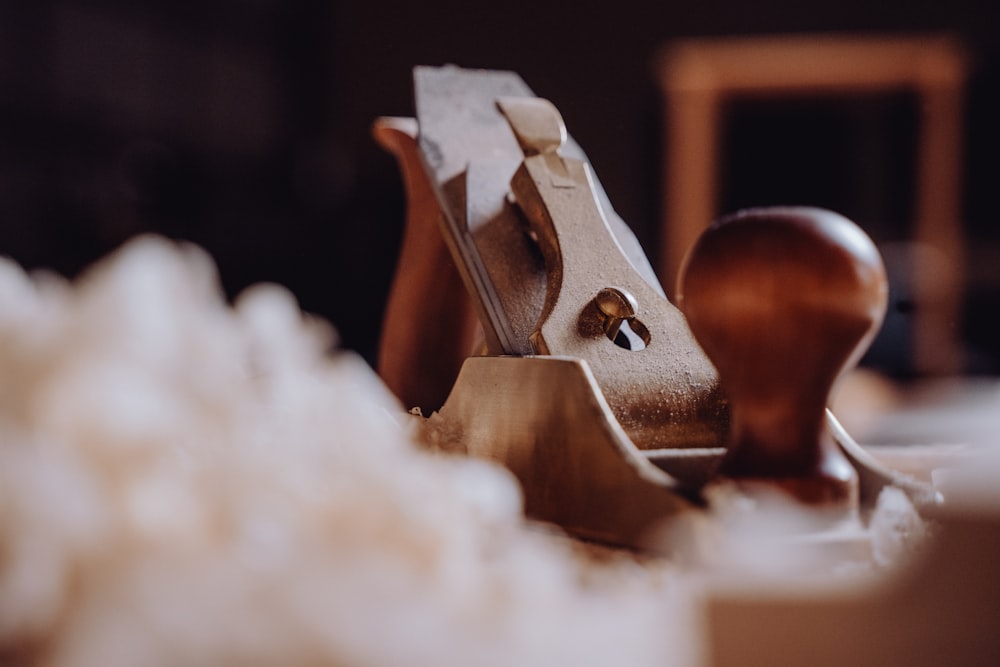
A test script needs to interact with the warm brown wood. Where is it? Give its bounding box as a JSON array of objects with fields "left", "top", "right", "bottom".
[
  {"left": 372, "top": 117, "right": 480, "bottom": 413},
  {"left": 677, "top": 207, "right": 888, "bottom": 506},
  {"left": 706, "top": 508, "right": 1000, "bottom": 665}
]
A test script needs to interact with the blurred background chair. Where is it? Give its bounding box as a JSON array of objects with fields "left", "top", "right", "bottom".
[{"left": 657, "top": 34, "right": 969, "bottom": 376}]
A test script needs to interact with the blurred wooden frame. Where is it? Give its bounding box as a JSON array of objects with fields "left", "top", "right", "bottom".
[{"left": 656, "top": 34, "right": 969, "bottom": 374}]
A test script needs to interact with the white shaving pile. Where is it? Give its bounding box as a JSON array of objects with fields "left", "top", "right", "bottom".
[{"left": 0, "top": 237, "right": 699, "bottom": 666}]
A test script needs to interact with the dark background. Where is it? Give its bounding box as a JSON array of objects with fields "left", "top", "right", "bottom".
[{"left": 1, "top": 1, "right": 998, "bottom": 373}]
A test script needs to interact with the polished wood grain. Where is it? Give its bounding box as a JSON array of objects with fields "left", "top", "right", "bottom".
[
  {"left": 372, "top": 117, "right": 480, "bottom": 413},
  {"left": 678, "top": 207, "right": 888, "bottom": 505}
]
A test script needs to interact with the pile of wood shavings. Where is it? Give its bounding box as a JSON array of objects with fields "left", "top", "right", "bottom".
[{"left": 0, "top": 237, "right": 698, "bottom": 667}]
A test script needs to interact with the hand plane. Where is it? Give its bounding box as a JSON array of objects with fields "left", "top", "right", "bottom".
[{"left": 374, "top": 65, "right": 935, "bottom": 548}]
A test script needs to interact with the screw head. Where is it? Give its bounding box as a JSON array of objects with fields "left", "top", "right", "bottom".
[{"left": 594, "top": 287, "right": 638, "bottom": 321}]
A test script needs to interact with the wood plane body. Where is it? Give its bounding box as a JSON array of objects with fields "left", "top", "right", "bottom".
[
  {"left": 377, "top": 65, "right": 938, "bottom": 534},
  {"left": 424, "top": 355, "right": 708, "bottom": 548}
]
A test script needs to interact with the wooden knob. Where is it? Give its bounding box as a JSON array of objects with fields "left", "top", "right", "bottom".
[{"left": 677, "top": 207, "right": 888, "bottom": 506}]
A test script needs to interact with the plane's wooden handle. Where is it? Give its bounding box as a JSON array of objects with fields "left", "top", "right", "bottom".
[
  {"left": 677, "top": 207, "right": 888, "bottom": 506},
  {"left": 373, "top": 118, "right": 481, "bottom": 414}
]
